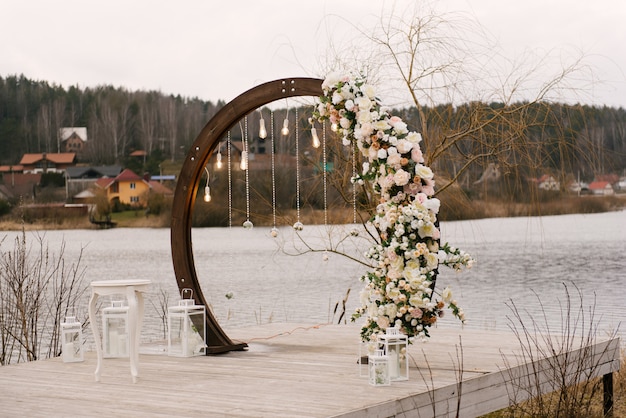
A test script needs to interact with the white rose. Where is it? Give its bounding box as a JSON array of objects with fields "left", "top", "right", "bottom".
[
  {"left": 396, "top": 139, "right": 413, "bottom": 154},
  {"left": 345, "top": 99, "right": 355, "bottom": 111},
  {"left": 322, "top": 72, "right": 343, "bottom": 91},
  {"left": 387, "top": 153, "right": 402, "bottom": 168},
  {"left": 377, "top": 148, "right": 388, "bottom": 159},
  {"left": 355, "top": 96, "right": 372, "bottom": 111},
  {"left": 393, "top": 169, "right": 411, "bottom": 186},
  {"left": 340, "top": 117, "right": 351, "bottom": 129},
  {"left": 442, "top": 287, "right": 453, "bottom": 303},
  {"left": 361, "top": 84, "right": 376, "bottom": 99},
  {"left": 418, "top": 222, "right": 438, "bottom": 239},
  {"left": 357, "top": 110, "right": 372, "bottom": 124},
  {"left": 341, "top": 88, "right": 354, "bottom": 101},
  {"left": 407, "top": 132, "right": 423, "bottom": 143},
  {"left": 425, "top": 252, "right": 439, "bottom": 270},
  {"left": 332, "top": 91, "right": 343, "bottom": 105},
  {"left": 415, "top": 164, "right": 434, "bottom": 180},
  {"left": 373, "top": 120, "right": 390, "bottom": 132},
  {"left": 423, "top": 198, "right": 441, "bottom": 214}
]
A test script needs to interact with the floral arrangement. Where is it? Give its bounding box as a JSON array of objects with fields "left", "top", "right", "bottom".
[{"left": 313, "top": 73, "right": 474, "bottom": 342}]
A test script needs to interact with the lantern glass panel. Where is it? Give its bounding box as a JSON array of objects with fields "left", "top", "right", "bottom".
[
  {"left": 61, "top": 316, "right": 83, "bottom": 363},
  {"left": 103, "top": 302, "right": 129, "bottom": 358},
  {"left": 167, "top": 304, "right": 206, "bottom": 357},
  {"left": 368, "top": 350, "right": 390, "bottom": 386}
]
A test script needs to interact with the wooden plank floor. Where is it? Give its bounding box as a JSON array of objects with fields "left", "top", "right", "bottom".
[{"left": 0, "top": 323, "right": 620, "bottom": 417}]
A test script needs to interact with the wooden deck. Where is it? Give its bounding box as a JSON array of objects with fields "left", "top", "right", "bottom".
[{"left": 0, "top": 323, "right": 620, "bottom": 417}]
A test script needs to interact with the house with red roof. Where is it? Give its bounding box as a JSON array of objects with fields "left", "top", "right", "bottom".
[
  {"left": 19, "top": 153, "right": 77, "bottom": 173},
  {"left": 588, "top": 181, "right": 614, "bottom": 195},
  {"left": 94, "top": 168, "right": 173, "bottom": 207}
]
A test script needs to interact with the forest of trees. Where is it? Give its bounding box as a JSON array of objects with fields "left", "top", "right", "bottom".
[{"left": 1, "top": 73, "right": 625, "bottom": 186}]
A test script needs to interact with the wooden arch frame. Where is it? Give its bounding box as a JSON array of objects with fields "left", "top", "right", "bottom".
[{"left": 170, "top": 78, "right": 323, "bottom": 353}]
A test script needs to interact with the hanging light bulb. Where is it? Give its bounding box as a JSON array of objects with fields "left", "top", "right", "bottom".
[
  {"left": 259, "top": 117, "right": 267, "bottom": 139},
  {"left": 281, "top": 117, "right": 289, "bottom": 136},
  {"left": 311, "top": 127, "right": 320, "bottom": 148},
  {"left": 216, "top": 149, "right": 223, "bottom": 169},
  {"left": 203, "top": 166, "right": 211, "bottom": 202},
  {"left": 240, "top": 150, "right": 248, "bottom": 170}
]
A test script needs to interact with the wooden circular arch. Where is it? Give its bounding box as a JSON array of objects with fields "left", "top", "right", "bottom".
[{"left": 170, "top": 78, "right": 323, "bottom": 353}]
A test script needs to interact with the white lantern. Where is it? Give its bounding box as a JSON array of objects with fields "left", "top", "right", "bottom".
[
  {"left": 378, "top": 327, "right": 409, "bottom": 381},
  {"left": 358, "top": 340, "right": 377, "bottom": 377},
  {"left": 167, "top": 289, "right": 206, "bottom": 357},
  {"left": 61, "top": 313, "right": 83, "bottom": 363},
  {"left": 368, "top": 349, "right": 390, "bottom": 386},
  {"left": 102, "top": 300, "right": 129, "bottom": 358}
]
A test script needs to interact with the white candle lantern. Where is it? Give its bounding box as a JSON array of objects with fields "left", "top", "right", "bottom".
[
  {"left": 61, "top": 312, "right": 83, "bottom": 363},
  {"left": 378, "top": 327, "right": 409, "bottom": 381},
  {"left": 358, "top": 340, "right": 377, "bottom": 377},
  {"left": 102, "top": 300, "right": 129, "bottom": 358},
  {"left": 368, "top": 349, "right": 390, "bottom": 386},
  {"left": 167, "top": 289, "right": 207, "bottom": 357}
]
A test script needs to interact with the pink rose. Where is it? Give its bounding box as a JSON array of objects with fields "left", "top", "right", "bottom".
[{"left": 411, "top": 146, "right": 423, "bottom": 163}]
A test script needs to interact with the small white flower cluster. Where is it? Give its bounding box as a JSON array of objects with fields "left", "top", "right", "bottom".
[{"left": 314, "top": 73, "right": 474, "bottom": 342}]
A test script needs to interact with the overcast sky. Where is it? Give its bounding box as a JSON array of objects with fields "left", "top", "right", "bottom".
[{"left": 2, "top": 0, "right": 625, "bottom": 107}]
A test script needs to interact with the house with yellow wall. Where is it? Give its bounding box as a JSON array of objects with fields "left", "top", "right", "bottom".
[{"left": 95, "top": 168, "right": 172, "bottom": 207}]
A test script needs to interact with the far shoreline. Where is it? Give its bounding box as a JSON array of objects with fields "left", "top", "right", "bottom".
[{"left": 0, "top": 199, "right": 624, "bottom": 232}]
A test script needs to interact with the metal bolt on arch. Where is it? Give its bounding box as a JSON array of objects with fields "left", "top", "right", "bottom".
[{"left": 170, "top": 78, "right": 323, "bottom": 353}]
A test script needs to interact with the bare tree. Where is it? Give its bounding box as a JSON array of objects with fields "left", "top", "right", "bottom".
[
  {"left": 319, "top": 2, "right": 598, "bottom": 197},
  {"left": 0, "top": 230, "right": 87, "bottom": 365}
]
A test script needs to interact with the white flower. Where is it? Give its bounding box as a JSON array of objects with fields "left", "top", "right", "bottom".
[
  {"left": 418, "top": 222, "right": 438, "bottom": 239},
  {"left": 396, "top": 139, "right": 413, "bottom": 154},
  {"left": 332, "top": 91, "right": 343, "bottom": 105},
  {"left": 355, "top": 96, "right": 373, "bottom": 111},
  {"left": 377, "top": 148, "right": 388, "bottom": 159},
  {"left": 415, "top": 164, "right": 434, "bottom": 180},
  {"left": 387, "top": 153, "right": 402, "bottom": 168},
  {"left": 373, "top": 120, "right": 390, "bottom": 132},
  {"left": 425, "top": 252, "right": 439, "bottom": 270},
  {"left": 358, "top": 110, "right": 374, "bottom": 125},
  {"left": 423, "top": 198, "right": 441, "bottom": 214},
  {"left": 390, "top": 119, "right": 407, "bottom": 134},
  {"left": 361, "top": 84, "right": 376, "bottom": 99},
  {"left": 345, "top": 99, "right": 355, "bottom": 111},
  {"left": 442, "top": 287, "right": 453, "bottom": 303},
  {"left": 406, "top": 132, "right": 423, "bottom": 144},
  {"left": 321, "top": 72, "right": 343, "bottom": 91},
  {"left": 393, "top": 169, "right": 411, "bottom": 186}
]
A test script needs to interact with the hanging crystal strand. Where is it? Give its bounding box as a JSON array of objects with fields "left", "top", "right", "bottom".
[
  {"left": 323, "top": 119, "right": 328, "bottom": 229},
  {"left": 227, "top": 131, "right": 232, "bottom": 228},
  {"left": 270, "top": 111, "right": 279, "bottom": 237},
  {"left": 293, "top": 107, "right": 303, "bottom": 231},
  {"left": 243, "top": 116, "right": 253, "bottom": 229},
  {"left": 322, "top": 120, "right": 329, "bottom": 261},
  {"left": 350, "top": 137, "right": 359, "bottom": 236}
]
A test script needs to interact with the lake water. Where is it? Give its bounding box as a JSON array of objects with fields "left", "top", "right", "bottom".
[{"left": 1, "top": 210, "right": 624, "bottom": 347}]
